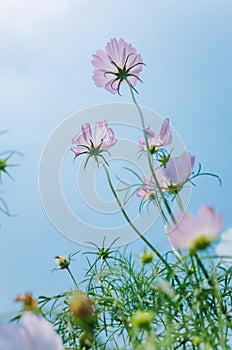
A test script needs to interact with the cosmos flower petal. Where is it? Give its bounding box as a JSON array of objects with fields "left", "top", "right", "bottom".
[
  {"left": 71, "top": 147, "right": 88, "bottom": 157},
  {"left": 71, "top": 121, "right": 117, "bottom": 158},
  {"left": 167, "top": 205, "right": 223, "bottom": 250},
  {"left": 198, "top": 206, "right": 223, "bottom": 234},
  {"left": 163, "top": 151, "right": 194, "bottom": 185},
  {"left": 92, "top": 38, "right": 143, "bottom": 94},
  {"left": 158, "top": 118, "right": 173, "bottom": 146},
  {"left": 139, "top": 119, "right": 172, "bottom": 151},
  {"left": 136, "top": 168, "right": 168, "bottom": 200},
  {"left": 94, "top": 120, "right": 109, "bottom": 144},
  {"left": 0, "top": 312, "right": 64, "bottom": 350},
  {"left": 81, "top": 123, "right": 93, "bottom": 144}
]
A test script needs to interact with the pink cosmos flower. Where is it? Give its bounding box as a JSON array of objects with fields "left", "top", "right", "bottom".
[
  {"left": 167, "top": 206, "right": 223, "bottom": 251},
  {"left": 71, "top": 120, "right": 117, "bottom": 161},
  {"left": 136, "top": 168, "right": 168, "bottom": 200},
  {"left": 0, "top": 312, "right": 64, "bottom": 350},
  {"left": 139, "top": 119, "right": 173, "bottom": 153},
  {"left": 162, "top": 151, "right": 195, "bottom": 189},
  {"left": 92, "top": 38, "right": 143, "bottom": 94}
]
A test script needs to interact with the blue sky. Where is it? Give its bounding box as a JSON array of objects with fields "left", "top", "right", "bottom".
[{"left": 0, "top": 0, "right": 232, "bottom": 315}]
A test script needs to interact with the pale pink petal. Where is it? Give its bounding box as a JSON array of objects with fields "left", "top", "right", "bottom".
[
  {"left": 0, "top": 323, "right": 26, "bottom": 350},
  {"left": 91, "top": 50, "right": 114, "bottom": 70},
  {"left": 0, "top": 312, "right": 64, "bottom": 350},
  {"left": 93, "top": 120, "right": 108, "bottom": 145},
  {"left": 155, "top": 167, "right": 169, "bottom": 190},
  {"left": 157, "top": 119, "right": 173, "bottom": 146},
  {"left": 81, "top": 123, "right": 93, "bottom": 144},
  {"left": 71, "top": 147, "right": 88, "bottom": 156},
  {"left": 198, "top": 206, "right": 223, "bottom": 234},
  {"left": 101, "top": 127, "right": 117, "bottom": 150},
  {"left": 164, "top": 152, "right": 194, "bottom": 185},
  {"left": 139, "top": 121, "right": 172, "bottom": 150},
  {"left": 163, "top": 158, "right": 178, "bottom": 184},
  {"left": 21, "top": 313, "right": 64, "bottom": 350},
  {"left": 71, "top": 133, "right": 89, "bottom": 147},
  {"left": 136, "top": 186, "right": 150, "bottom": 200},
  {"left": 71, "top": 120, "right": 117, "bottom": 157},
  {"left": 104, "top": 78, "right": 118, "bottom": 94},
  {"left": 167, "top": 205, "right": 223, "bottom": 250},
  {"left": 198, "top": 206, "right": 214, "bottom": 226},
  {"left": 137, "top": 168, "right": 168, "bottom": 201},
  {"left": 214, "top": 212, "right": 224, "bottom": 232},
  {"left": 190, "top": 155, "right": 195, "bottom": 169},
  {"left": 167, "top": 212, "right": 198, "bottom": 249},
  {"left": 92, "top": 38, "right": 143, "bottom": 94}
]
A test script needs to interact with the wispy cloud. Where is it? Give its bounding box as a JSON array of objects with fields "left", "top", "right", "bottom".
[{"left": 0, "top": 0, "right": 71, "bottom": 38}]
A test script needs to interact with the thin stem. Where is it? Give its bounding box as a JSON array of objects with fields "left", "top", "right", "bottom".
[
  {"left": 66, "top": 267, "right": 80, "bottom": 290},
  {"left": 127, "top": 81, "right": 176, "bottom": 226},
  {"left": 102, "top": 164, "right": 180, "bottom": 284},
  {"left": 194, "top": 253, "right": 228, "bottom": 322},
  {"left": 175, "top": 193, "right": 184, "bottom": 212}
]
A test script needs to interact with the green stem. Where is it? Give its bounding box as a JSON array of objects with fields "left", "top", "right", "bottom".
[
  {"left": 102, "top": 164, "right": 180, "bottom": 283},
  {"left": 194, "top": 253, "right": 228, "bottom": 322},
  {"left": 67, "top": 267, "right": 80, "bottom": 290},
  {"left": 127, "top": 82, "right": 176, "bottom": 226},
  {"left": 175, "top": 193, "right": 184, "bottom": 212}
]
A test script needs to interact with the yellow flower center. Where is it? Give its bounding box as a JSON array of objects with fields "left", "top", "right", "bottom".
[{"left": 191, "top": 234, "right": 212, "bottom": 251}]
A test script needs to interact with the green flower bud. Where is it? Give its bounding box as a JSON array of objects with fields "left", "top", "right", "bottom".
[
  {"left": 79, "top": 332, "right": 94, "bottom": 349},
  {"left": 0, "top": 158, "right": 8, "bottom": 172},
  {"left": 70, "top": 293, "right": 96, "bottom": 331},
  {"left": 55, "top": 255, "right": 70, "bottom": 269},
  {"left": 132, "top": 310, "right": 154, "bottom": 330},
  {"left": 192, "top": 336, "right": 201, "bottom": 345},
  {"left": 140, "top": 251, "right": 154, "bottom": 264}
]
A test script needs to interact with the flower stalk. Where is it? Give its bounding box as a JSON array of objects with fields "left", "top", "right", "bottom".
[{"left": 127, "top": 81, "right": 176, "bottom": 226}]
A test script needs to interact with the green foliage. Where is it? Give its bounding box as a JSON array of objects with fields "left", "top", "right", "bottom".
[{"left": 38, "top": 247, "right": 232, "bottom": 349}]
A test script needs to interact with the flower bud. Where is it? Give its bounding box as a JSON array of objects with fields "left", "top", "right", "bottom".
[
  {"left": 55, "top": 255, "right": 70, "bottom": 269},
  {"left": 158, "top": 280, "right": 175, "bottom": 299},
  {"left": 192, "top": 336, "right": 201, "bottom": 345},
  {"left": 79, "top": 332, "right": 94, "bottom": 349},
  {"left": 70, "top": 293, "right": 96, "bottom": 330},
  {"left": 15, "top": 292, "right": 38, "bottom": 312},
  {"left": 131, "top": 310, "right": 154, "bottom": 330},
  {"left": 140, "top": 251, "right": 154, "bottom": 264},
  {"left": 0, "top": 158, "right": 8, "bottom": 172}
]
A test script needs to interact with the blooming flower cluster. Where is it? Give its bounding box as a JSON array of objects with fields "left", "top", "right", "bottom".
[
  {"left": 136, "top": 118, "right": 195, "bottom": 205},
  {"left": 2, "top": 37, "right": 226, "bottom": 350},
  {"left": 137, "top": 151, "right": 195, "bottom": 201},
  {"left": 72, "top": 37, "right": 224, "bottom": 256}
]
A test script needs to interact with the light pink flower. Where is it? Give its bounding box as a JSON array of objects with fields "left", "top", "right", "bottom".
[
  {"left": 92, "top": 38, "right": 143, "bottom": 94},
  {"left": 0, "top": 312, "right": 64, "bottom": 350},
  {"left": 71, "top": 120, "right": 117, "bottom": 158},
  {"left": 139, "top": 119, "right": 172, "bottom": 152},
  {"left": 167, "top": 206, "right": 224, "bottom": 251},
  {"left": 162, "top": 151, "right": 195, "bottom": 187},
  {"left": 136, "top": 168, "right": 168, "bottom": 200}
]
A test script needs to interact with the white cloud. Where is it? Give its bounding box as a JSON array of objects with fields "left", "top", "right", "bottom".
[
  {"left": 215, "top": 228, "right": 232, "bottom": 265},
  {"left": 0, "top": 0, "right": 71, "bottom": 37}
]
